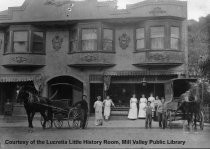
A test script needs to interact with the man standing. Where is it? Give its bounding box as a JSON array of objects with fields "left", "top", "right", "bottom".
[
  {"left": 74, "top": 95, "right": 88, "bottom": 129},
  {"left": 157, "top": 97, "right": 167, "bottom": 129}
]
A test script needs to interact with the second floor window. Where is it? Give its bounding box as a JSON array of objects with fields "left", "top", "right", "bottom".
[
  {"left": 170, "top": 27, "right": 180, "bottom": 50},
  {"left": 150, "top": 26, "right": 164, "bottom": 50},
  {"left": 69, "top": 29, "right": 78, "bottom": 52},
  {"left": 136, "top": 28, "right": 145, "bottom": 49},
  {"left": 103, "top": 29, "right": 113, "bottom": 51},
  {"left": 32, "top": 32, "right": 44, "bottom": 53},
  {"left": 13, "top": 31, "right": 28, "bottom": 53},
  {"left": 82, "top": 29, "right": 97, "bottom": 51}
]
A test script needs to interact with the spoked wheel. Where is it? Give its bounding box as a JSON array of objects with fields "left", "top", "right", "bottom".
[
  {"left": 53, "top": 119, "right": 63, "bottom": 128},
  {"left": 40, "top": 116, "right": 52, "bottom": 128},
  {"left": 73, "top": 120, "right": 81, "bottom": 129},
  {"left": 200, "top": 111, "right": 204, "bottom": 130}
]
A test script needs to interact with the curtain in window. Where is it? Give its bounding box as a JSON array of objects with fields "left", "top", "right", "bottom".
[
  {"left": 4, "top": 32, "right": 10, "bottom": 53},
  {"left": 103, "top": 29, "right": 113, "bottom": 51},
  {"left": 13, "top": 31, "right": 28, "bottom": 53},
  {"left": 151, "top": 27, "right": 164, "bottom": 49},
  {"left": 136, "top": 28, "right": 145, "bottom": 49},
  {"left": 82, "top": 29, "right": 97, "bottom": 51},
  {"left": 170, "top": 27, "right": 180, "bottom": 50}
]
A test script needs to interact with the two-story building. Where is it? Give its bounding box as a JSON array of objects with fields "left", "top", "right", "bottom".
[{"left": 0, "top": 0, "right": 188, "bottom": 115}]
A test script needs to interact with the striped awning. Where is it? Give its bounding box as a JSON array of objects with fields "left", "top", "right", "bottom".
[
  {"left": 104, "top": 71, "right": 184, "bottom": 76},
  {"left": 0, "top": 74, "right": 41, "bottom": 82}
]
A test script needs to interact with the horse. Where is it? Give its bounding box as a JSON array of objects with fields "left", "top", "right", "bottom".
[
  {"left": 178, "top": 81, "right": 205, "bottom": 130},
  {"left": 16, "top": 85, "right": 56, "bottom": 129}
]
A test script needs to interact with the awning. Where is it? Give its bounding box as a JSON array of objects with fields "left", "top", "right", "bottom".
[
  {"left": 0, "top": 74, "right": 41, "bottom": 82},
  {"left": 104, "top": 71, "right": 184, "bottom": 76}
]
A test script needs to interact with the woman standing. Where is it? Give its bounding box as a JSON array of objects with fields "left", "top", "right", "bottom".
[
  {"left": 93, "top": 96, "right": 103, "bottom": 126},
  {"left": 103, "top": 96, "right": 115, "bottom": 120},
  {"left": 128, "top": 94, "right": 138, "bottom": 120},
  {"left": 138, "top": 94, "right": 147, "bottom": 118}
]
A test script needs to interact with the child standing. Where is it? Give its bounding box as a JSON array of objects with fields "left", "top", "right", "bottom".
[{"left": 145, "top": 101, "right": 153, "bottom": 129}]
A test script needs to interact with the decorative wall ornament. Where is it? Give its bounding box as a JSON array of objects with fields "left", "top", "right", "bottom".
[
  {"left": 148, "top": 53, "right": 169, "bottom": 62},
  {"left": 52, "top": 35, "right": 63, "bottom": 51},
  {"left": 149, "top": 7, "right": 166, "bottom": 16},
  {"left": 81, "top": 55, "right": 98, "bottom": 62},
  {"left": 44, "top": 0, "right": 73, "bottom": 7},
  {"left": 119, "top": 33, "right": 130, "bottom": 50},
  {"left": 11, "top": 56, "right": 27, "bottom": 63}
]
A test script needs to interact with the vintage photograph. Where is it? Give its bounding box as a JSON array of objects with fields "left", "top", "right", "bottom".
[{"left": 0, "top": 0, "right": 210, "bottom": 148}]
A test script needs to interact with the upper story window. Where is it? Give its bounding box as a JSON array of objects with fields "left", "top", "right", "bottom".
[
  {"left": 170, "top": 27, "right": 180, "bottom": 50},
  {"left": 32, "top": 32, "right": 44, "bottom": 53},
  {"left": 136, "top": 28, "right": 145, "bottom": 50},
  {"left": 13, "top": 31, "right": 29, "bottom": 53},
  {"left": 103, "top": 29, "right": 113, "bottom": 51},
  {"left": 81, "top": 29, "right": 97, "bottom": 51},
  {"left": 69, "top": 29, "right": 78, "bottom": 52},
  {"left": 150, "top": 26, "right": 164, "bottom": 50},
  {"left": 4, "top": 26, "right": 45, "bottom": 54}
]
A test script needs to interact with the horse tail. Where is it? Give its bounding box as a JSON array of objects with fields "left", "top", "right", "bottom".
[{"left": 49, "top": 90, "right": 58, "bottom": 100}]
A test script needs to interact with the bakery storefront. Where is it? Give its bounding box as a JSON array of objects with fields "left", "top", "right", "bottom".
[{"left": 89, "top": 71, "right": 181, "bottom": 113}]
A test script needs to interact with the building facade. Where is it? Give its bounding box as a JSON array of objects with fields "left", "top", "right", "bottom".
[{"left": 0, "top": 0, "right": 188, "bottom": 114}]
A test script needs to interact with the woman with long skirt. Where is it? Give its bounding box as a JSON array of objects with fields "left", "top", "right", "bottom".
[
  {"left": 138, "top": 94, "right": 147, "bottom": 118},
  {"left": 128, "top": 94, "right": 138, "bottom": 120},
  {"left": 103, "top": 96, "right": 115, "bottom": 120},
  {"left": 93, "top": 96, "right": 103, "bottom": 126}
]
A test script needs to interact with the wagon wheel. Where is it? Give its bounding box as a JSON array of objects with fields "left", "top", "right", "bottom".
[
  {"left": 53, "top": 119, "right": 63, "bottom": 128},
  {"left": 200, "top": 111, "right": 204, "bottom": 130},
  {"left": 40, "top": 115, "right": 52, "bottom": 128},
  {"left": 67, "top": 109, "right": 73, "bottom": 128}
]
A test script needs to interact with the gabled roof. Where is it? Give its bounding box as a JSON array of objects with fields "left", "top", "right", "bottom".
[{"left": 0, "top": 0, "right": 187, "bottom": 23}]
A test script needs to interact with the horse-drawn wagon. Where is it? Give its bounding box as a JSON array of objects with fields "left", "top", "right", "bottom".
[
  {"left": 40, "top": 99, "right": 88, "bottom": 129},
  {"left": 164, "top": 78, "right": 205, "bottom": 130}
]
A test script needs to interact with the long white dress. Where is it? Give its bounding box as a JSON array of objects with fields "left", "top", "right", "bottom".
[
  {"left": 138, "top": 97, "right": 147, "bottom": 118},
  {"left": 103, "top": 99, "right": 114, "bottom": 119},
  {"left": 94, "top": 100, "right": 103, "bottom": 125},
  {"left": 128, "top": 98, "right": 138, "bottom": 119}
]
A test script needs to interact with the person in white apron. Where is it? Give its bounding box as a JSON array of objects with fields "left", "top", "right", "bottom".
[
  {"left": 128, "top": 94, "right": 138, "bottom": 120},
  {"left": 103, "top": 96, "right": 115, "bottom": 120},
  {"left": 93, "top": 96, "right": 103, "bottom": 126},
  {"left": 138, "top": 94, "right": 147, "bottom": 118}
]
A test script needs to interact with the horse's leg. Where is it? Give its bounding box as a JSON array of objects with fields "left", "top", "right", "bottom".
[
  {"left": 30, "top": 112, "right": 35, "bottom": 128},
  {"left": 40, "top": 111, "right": 47, "bottom": 129},
  {"left": 26, "top": 110, "right": 32, "bottom": 128}
]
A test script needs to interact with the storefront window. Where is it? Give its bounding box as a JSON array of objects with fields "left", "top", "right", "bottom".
[
  {"left": 69, "top": 29, "right": 78, "bottom": 52},
  {"left": 13, "top": 31, "right": 28, "bottom": 53},
  {"left": 82, "top": 29, "right": 97, "bottom": 51},
  {"left": 103, "top": 29, "right": 113, "bottom": 51},
  {"left": 32, "top": 31, "right": 44, "bottom": 53},
  {"left": 170, "top": 27, "right": 180, "bottom": 50},
  {"left": 150, "top": 26, "right": 164, "bottom": 50},
  {"left": 136, "top": 28, "right": 145, "bottom": 49}
]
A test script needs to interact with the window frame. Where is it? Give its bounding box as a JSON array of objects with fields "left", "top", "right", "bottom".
[
  {"left": 102, "top": 28, "right": 114, "bottom": 52},
  {"left": 150, "top": 26, "right": 165, "bottom": 50},
  {"left": 170, "top": 26, "right": 180, "bottom": 50},
  {"left": 69, "top": 28, "right": 79, "bottom": 53},
  {"left": 4, "top": 26, "right": 46, "bottom": 55},
  {"left": 12, "top": 30, "right": 29, "bottom": 53},
  {"left": 135, "top": 27, "right": 145, "bottom": 51},
  {"left": 31, "top": 30, "right": 46, "bottom": 54}
]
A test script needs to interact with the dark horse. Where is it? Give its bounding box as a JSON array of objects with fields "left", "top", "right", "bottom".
[
  {"left": 178, "top": 81, "right": 204, "bottom": 130},
  {"left": 16, "top": 85, "right": 56, "bottom": 129}
]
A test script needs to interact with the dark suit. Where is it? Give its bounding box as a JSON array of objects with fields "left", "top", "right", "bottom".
[{"left": 74, "top": 100, "right": 88, "bottom": 129}]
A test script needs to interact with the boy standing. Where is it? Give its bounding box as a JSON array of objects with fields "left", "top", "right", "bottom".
[{"left": 145, "top": 101, "right": 153, "bottom": 129}]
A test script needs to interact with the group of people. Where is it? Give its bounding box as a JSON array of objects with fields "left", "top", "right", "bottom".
[
  {"left": 93, "top": 95, "right": 115, "bottom": 126},
  {"left": 128, "top": 93, "right": 168, "bottom": 129}
]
